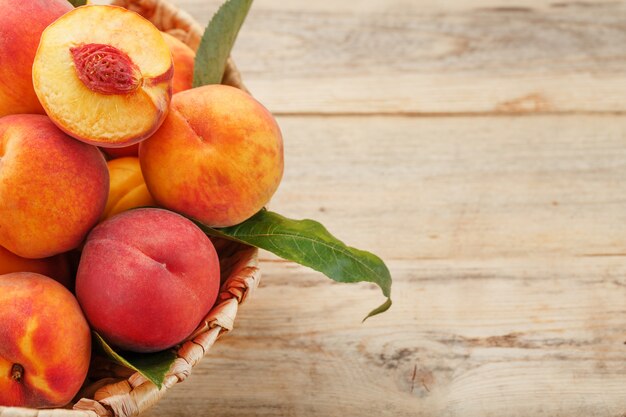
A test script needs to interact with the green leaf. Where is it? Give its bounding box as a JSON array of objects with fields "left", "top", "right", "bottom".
[
  {"left": 193, "top": 0, "right": 253, "bottom": 87},
  {"left": 93, "top": 332, "right": 177, "bottom": 389},
  {"left": 67, "top": 0, "right": 86, "bottom": 7},
  {"left": 194, "top": 209, "right": 392, "bottom": 320}
]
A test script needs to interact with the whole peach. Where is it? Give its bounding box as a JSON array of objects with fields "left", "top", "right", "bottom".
[
  {"left": 0, "top": 0, "right": 72, "bottom": 117},
  {"left": 76, "top": 208, "right": 220, "bottom": 352},
  {"left": 101, "top": 157, "right": 156, "bottom": 221},
  {"left": 0, "top": 115, "right": 109, "bottom": 258},
  {"left": 140, "top": 85, "right": 284, "bottom": 227},
  {"left": 162, "top": 32, "right": 195, "bottom": 94},
  {"left": 0, "top": 245, "right": 72, "bottom": 289},
  {"left": 0, "top": 272, "right": 91, "bottom": 408}
]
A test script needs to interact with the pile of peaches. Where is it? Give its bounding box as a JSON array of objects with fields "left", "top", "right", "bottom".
[{"left": 0, "top": 0, "right": 283, "bottom": 408}]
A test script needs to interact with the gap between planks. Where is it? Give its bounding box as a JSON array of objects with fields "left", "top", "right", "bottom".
[{"left": 272, "top": 110, "right": 626, "bottom": 118}]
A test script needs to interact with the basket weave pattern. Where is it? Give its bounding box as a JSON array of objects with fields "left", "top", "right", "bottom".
[{"left": 0, "top": 1, "right": 259, "bottom": 416}]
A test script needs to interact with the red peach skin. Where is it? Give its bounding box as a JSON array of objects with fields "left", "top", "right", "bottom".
[
  {"left": 0, "top": 0, "right": 72, "bottom": 117},
  {"left": 0, "top": 272, "right": 91, "bottom": 408},
  {"left": 0, "top": 115, "right": 109, "bottom": 258},
  {"left": 76, "top": 208, "right": 220, "bottom": 353}
]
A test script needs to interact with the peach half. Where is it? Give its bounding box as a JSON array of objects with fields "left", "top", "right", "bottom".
[
  {"left": 140, "top": 85, "right": 284, "bottom": 227},
  {"left": 0, "top": 0, "right": 72, "bottom": 117},
  {"left": 0, "top": 272, "right": 91, "bottom": 408},
  {"left": 32, "top": 5, "right": 173, "bottom": 148},
  {"left": 101, "top": 32, "right": 194, "bottom": 159},
  {"left": 76, "top": 208, "right": 220, "bottom": 353},
  {"left": 0, "top": 115, "right": 109, "bottom": 259},
  {"left": 102, "top": 157, "right": 156, "bottom": 221}
]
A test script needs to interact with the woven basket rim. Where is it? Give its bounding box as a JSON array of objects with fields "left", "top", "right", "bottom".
[{"left": 0, "top": 1, "right": 259, "bottom": 416}]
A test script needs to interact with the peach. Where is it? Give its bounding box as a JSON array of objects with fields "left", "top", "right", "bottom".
[
  {"left": 0, "top": 245, "right": 72, "bottom": 290},
  {"left": 76, "top": 208, "right": 220, "bottom": 352},
  {"left": 140, "top": 85, "right": 284, "bottom": 227},
  {"left": 162, "top": 32, "right": 195, "bottom": 94},
  {"left": 32, "top": 5, "right": 173, "bottom": 148},
  {"left": 101, "top": 32, "right": 194, "bottom": 160},
  {"left": 0, "top": 115, "right": 109, "bottom": 259},
  {"left": 0, "top": 272, "right": 91, "bottom": 408},
  {"left": 0, "top": 0, "right": 72, "bottom": 117},
  {"left": 102, "top": 157, "right": 156, "bottom": 221}
]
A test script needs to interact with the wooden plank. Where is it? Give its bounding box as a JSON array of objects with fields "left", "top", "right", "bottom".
[
  {"left": 166, "top": 0, "right": 626, "bottom": 114},
  {"left": 141, "top": 115, "right": 626, "bottom": 416},
  {"left": 145, "top": 259, "right": 626, "bottom": 417},
  {"left": 269, "top": 114, "right": 626, "bottom": 261}
]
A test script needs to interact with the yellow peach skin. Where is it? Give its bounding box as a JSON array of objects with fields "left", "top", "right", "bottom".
[
  {"left": 0, "top": 245, "right": 72, "bottom": 289},
  {"left": 0, "top": 0, "right": 72, "bottom": 117},
  {"left": 0, "top": 115, "right": 109, "bottom": 259},
  {"left": 32, "top": 5, "right": 173, "bottom": 148},
  {"left": 0, "top": 272, "right": 91, "bottom": 408},
  {"left": 162, "top": 32, "right": 195, "bottom": 94},
  {"left": 102, "top": 157, "right": 156, "bottom": 220},
  {"left": 140, "top": 85, "right": 284, "bottom": 227}
]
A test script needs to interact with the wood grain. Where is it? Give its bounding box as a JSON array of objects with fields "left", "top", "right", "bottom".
[
  {"left": 143, "top": 116, "right": 626, "bottom": 417},
  {"left": 102, "top": 0, "right": 626, "bottom": 415},
  {"left": 164, "top": 0, "right": 626, "bottom": 115},
  {"left": 270, "top": 115, "right": 626, "bottom": 261},
  {"left": 144, "top": 260, "right": 626, "bottom": 417}
]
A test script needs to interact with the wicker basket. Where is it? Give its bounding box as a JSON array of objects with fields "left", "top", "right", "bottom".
[{"left": 0, "top": 1, "right": 260, "bottom": 416}]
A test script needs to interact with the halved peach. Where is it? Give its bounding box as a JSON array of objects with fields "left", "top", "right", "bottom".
[
  {"left": 32, "top": 5, "right": 173, "bottom": 148},
  {"left": 101, "top": 32, "right": 194, "bottom": 159}
]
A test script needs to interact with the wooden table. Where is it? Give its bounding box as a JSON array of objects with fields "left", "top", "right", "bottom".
[{"left": 146, "top": 1, "right": 626, "bottom": 415}]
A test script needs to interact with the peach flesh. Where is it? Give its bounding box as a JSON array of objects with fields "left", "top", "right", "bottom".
[
  {"left": 32, "top": 5, "right": 173, "bottom": 147},
  {"left": 101, "top": 33, "right": 196, "bottom": 159}
]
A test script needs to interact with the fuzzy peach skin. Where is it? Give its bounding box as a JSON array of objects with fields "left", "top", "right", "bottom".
[
  {"left": 0, "top": 245, "right": 72, "bottom": 289},
  {"left": 0, "top": 272, "right": 91, "bottom": 408},
  {"left": 0, "top": 0, "right": 72, "bottom": 117},
  {"left": 76, "top": 208, "right": 220, "bottom": 353},
  {"left": 32, "top": 5, "right": 173, "bottom": 148},
  {"left": 162, "top": 32, "right": 195, "bottom": 94},
  {"left": 140, "top": 85, "right": 284, "bottom": 227},
  {"left": 0, "top": 115, "right": 109, "bottom": 259},
  {"left": 101, "top": 157, "right": 156, "bottom": 221}
]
